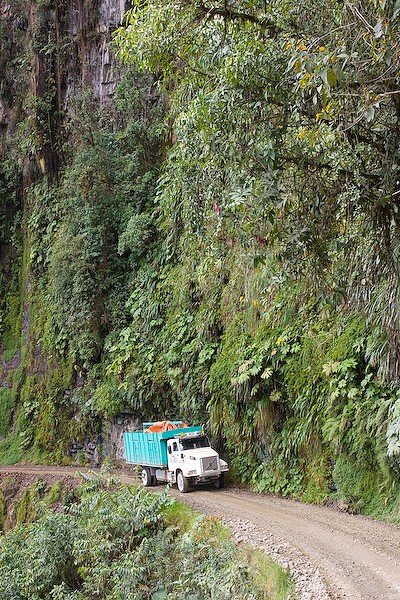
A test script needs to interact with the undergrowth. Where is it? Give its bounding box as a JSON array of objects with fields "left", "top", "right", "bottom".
[{"left": 0, "top": 473, "right": 293, "bottom": 599}]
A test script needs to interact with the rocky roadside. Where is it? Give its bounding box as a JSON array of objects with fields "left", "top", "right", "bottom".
[
  {"left": 223, "top": 516, "right": 333, "bottom": 600},
  {"left": 222, "top": 518, "right": 337, "bottom": 600}
]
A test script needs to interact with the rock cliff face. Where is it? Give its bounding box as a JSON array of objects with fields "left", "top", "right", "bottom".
[
  {"left": 0, "top": 0, "right": 125, "bottom": 176},
  {"left": 65, "top": 0, "right": 126, "bottom": 108},
  {"left": 0, "top": 1, "right": 130, "bottom": 460}
]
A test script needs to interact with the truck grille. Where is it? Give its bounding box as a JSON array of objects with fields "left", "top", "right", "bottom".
[{"left": 201, "top": 456, "right": 219, "bottom": 472}]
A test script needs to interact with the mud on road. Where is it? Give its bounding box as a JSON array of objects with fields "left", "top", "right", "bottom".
[{"left": 0, "top": 465, "right": 399, "bottom": 600}]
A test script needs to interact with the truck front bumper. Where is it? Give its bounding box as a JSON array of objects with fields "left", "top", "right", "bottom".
[{"left": 189, "top": 473, "right": 221, "bottom": 485}]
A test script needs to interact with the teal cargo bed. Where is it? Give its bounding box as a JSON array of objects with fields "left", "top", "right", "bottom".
[{"left": 123, "top": 424, "right": 202, "bottom": 467}]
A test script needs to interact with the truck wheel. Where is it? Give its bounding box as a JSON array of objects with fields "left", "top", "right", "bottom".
[
  {"left": 214, "top": 475, "right": 224, "bottom": 489},
  {"left": 141, "top": 467, "right": 153, "bottom": 487},
  {"left": 176, "top": 470, "right": 190, "bottom": 493}
]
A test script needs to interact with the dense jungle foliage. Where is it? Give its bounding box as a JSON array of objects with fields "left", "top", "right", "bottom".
[
  {"left": 0, "top": 0, "right": 400, "bottom": 519},
  {"left": 0, "top": 473, "right": 292, "bottom": 599}
]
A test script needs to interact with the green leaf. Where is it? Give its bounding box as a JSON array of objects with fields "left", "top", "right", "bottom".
[
  {"left": 261, "top": 367, "right": 273, "bottom": 380},
  {"left": 320, "top": 66, "right": 329, "bottom": 85},
  {"left": 320, "top": 67, "right": 336, "bottom": 88},
  {"left": 152, "top": 591, "right": 168, "bottom": 600},
  {"left": 327, "top": 68, "right": 337, "bottom": 87},
  {"left": 373, "top": 19, "right": 383, "bottom": 39},
  {"left": 365, "top": 106, "right": 375, "bottom": 122}
]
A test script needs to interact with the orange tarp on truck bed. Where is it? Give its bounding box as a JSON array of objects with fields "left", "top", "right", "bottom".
[{"left": 144, "top": 420, "right": 188, "bottom": 433}]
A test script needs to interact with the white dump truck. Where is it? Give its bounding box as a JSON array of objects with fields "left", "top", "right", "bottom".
[{"left": 123, "top": 421, "right": 229, "bottom": 493}]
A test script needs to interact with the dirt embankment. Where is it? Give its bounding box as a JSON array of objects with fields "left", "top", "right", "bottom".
[
  {"left": 0, "top": 469, "right": 79, "bottom": 531},
  {"left": 0, "top": 465, "right": 399, "bottom": 600}
]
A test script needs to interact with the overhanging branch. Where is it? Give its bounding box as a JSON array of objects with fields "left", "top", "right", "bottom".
[{"left": 188, "top": 1, "right": 283, "bottom": 36}]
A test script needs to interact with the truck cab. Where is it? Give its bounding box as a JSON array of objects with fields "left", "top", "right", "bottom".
[{"left": 165, "top": 432, "right": 228, "bottom": 492}]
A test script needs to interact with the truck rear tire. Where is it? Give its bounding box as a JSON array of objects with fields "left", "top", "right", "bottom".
[
  {"left": 176, "top": 470, "right": 190, "bottom": 493},
  {"left": 141, "top": 467, "right": 154, "bottom": 487}
]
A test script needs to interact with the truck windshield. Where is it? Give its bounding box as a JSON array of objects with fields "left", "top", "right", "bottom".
[{"left": 180, "top": 436, "right": 210, "bottom": 450}]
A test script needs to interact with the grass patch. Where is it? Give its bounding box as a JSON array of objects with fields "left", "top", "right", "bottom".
[
  {"left": 244, "top": 546, "right": 295, "bottom": 600},
  {"left": 0, "top": 490, "right": 6, "bottom": 532},
  {"left": 299, "top": 455, "right": 330, "bottom": 505},
  {"left": 162, "top": 496, "right": 199, "bottom": 533},
  {"left": 0, "top": 439, "right": 74, "bottom": 466},
  {"left": 0, "top": 433, "right": 52, "bottom": 466},
  {"left": 1, "top": 291, "right": 22, "bottom": 360},
  {"left": 0, "top": 433, "right": 22, "bottom": 464},
  {"left": 16, "top": 484, "right": 40, "bottom": 525},
  {"left": 44, "top": 481, "right": 63, "bottom": 505},
  {"left": 162, "top": 495, "right": 232, "bottom": 540},
  {"left": 332, "top": 455, "right": 400, "bottom": 522},
  {"left": 0, "top": 389, "right": 15, "bottom": 437}
]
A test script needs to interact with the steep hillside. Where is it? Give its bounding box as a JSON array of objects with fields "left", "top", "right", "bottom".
[{"left": 0, "top": 0, "right": 399, "bottom": 519}]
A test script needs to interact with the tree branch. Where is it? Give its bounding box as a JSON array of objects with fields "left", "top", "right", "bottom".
[
  {"left": 279, "top": 154, "right": 381, "bottom": 183},
  {"left": 189, "top": 1, "right": 283, "bottom": 36}
]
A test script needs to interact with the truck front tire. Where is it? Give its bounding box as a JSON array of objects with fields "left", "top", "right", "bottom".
[
  {"left": 176, "top": 470, "right": 190, "bottom": 493},
  {"left": 141, "top": 467, "right": 154, "bottom": 487},
  {"left": 214, "top": 474, "right": 224, "bottom": 489}
]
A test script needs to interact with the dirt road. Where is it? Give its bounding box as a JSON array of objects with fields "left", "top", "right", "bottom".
[
  {"left": 181, "top": 488, "right": 400, "bottom": 600},
  {"left": 1, "top": 465, "right": 399, "bottom": 600}
]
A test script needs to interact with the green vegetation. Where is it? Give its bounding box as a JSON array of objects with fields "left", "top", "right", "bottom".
[
  {"left": 0, "top": 474, "right": 292, "bottom": 599},
  {"left": 0, "top": 0, "right": 399, "bottom": 523},
  {"left": 0, "top": 490, "right": 6, "bottom": 532},
  {"left": 0, "top": 435, "right": 22, "bottom": 465},
  {"left": 244, "top": 548, "right": 294, "bottom": 600},
  {"left": 111, "top": 0, "right": 400, "bottom": 519},
  {"left": 0, "top": 476, "right": 76, "bottom": 532},
  {"left": 0, "top": 389, "right": 14, "bottom": 438},
  {"left": 15, "top": 484, "right": 41, "bottom": 525}
]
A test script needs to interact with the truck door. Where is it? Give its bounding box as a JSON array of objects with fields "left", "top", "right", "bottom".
[{"left": 167, "top": 439, "right": 180, "bottom": 468}]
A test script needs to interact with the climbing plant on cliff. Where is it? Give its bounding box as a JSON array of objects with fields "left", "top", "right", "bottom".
[{"left": 110, "top": 0, "right": 400, "bottom": 514}]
